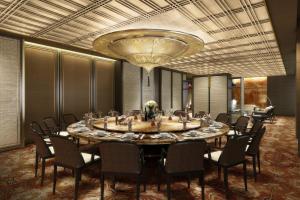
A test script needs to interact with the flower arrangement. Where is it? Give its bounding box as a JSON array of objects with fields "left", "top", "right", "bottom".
[
  {"left": 145, "top": 100, "right": 158, "bottom": 111},
  {"left": 145, "top": 100, "right": 158, "bottom": 120}
]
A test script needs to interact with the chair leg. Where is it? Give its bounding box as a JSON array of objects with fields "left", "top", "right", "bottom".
[
  {"left": 74, "top": 169, "right": 80, "bottom": 200},
  {"left": 252, "top": 156, "right": 257, "bottom": 181},
  {"left": 143, "top": 176, "right": 146, "bottom": 192},
  {"left": 136, "top": 176, "right": 140, "bottom": 200},
  {"left": 243, "top": 161, "right": 248, "bottom": 191},
  {"left": 53, "top": 164, "right": 57, "bottom": 194},
  {"left": 257, "top": 151, "right": 261, "bottom": 174},
  {"left": 199, "top": 172, "right": 205, "bottom": 200},
  {"left": 100, "top": 174, "right": 104, "bottom": 200},
  {"left": 218, "top": 165, "right": 221, "bottom": 179},
  {"left": 157, "top": 167, "right": 161, "bottom": 191},
  {"left": 223, "top": 168, "right": 229, "bottom": 199},
  {"left": 41, "top": 158, "right": 45, "bottom": 186},
  {"left": 167, "top": 176, "right": 171, "bottom": 200},
  {"left": 35, "top": 152, "right": 38, "bottom": 177},
  {"left": 112, "top": 176, "right": 116, "bottom": 190},
  {"left": 187, "top": 174, "right": 191, "bottom": 189}
]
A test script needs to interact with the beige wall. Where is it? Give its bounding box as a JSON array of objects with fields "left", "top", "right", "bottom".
[
  {"left": 161, "top": 70, "right": 172, "bottom": 112},
  {"left": 193, "top": 77, "right": 209, "bottom": 113},
  {"left": 0, "top": 36, "right": 21, "bottom": 149},
  {"left": 122, "top": 62, "right": 141, "bottom": 113},
  {"left": 193, "top": 75, "right": 229, "bottom": 118},
  {"left": 172, "top": 72, "right": 182, "bottom": 110}
]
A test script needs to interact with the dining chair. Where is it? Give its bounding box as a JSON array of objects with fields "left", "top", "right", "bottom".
[
  {"left": 246, "top": 126, "right": 266, "bottom": 181},
  {"left": 30, "top": 130, "right": 54, "bottom": 185},
  {"left": 43, "top": 116, "right": 70, "bottom": 137},
  {"left": 215, "top": 113, "right": 230, "bottom": 124},
  {"left": 205, "top": 135, "right": 249, "bottom": 199},
  {"left": 215, "top": 113, "right": 230, "bottom": 147},
  {"left": 194, "top": 111, "right": 206, "bottom": 118},
  {"left": 30, "top": 121, "right": 51, "bottom": 144},
  {"left": 99, "top": 141, "right": 145, "bottom": 200},
  {"left": 108, "top": 110, "right": 120, "bottom": 117},
  {"left": 227, "top": 116, "right": 249, "bottom": 137},
  {"left": 50, "top": 136, "right": 100, "bottom": 200},
  {"left": 130, "top": 110, "right": 142, "bottom": 116},
  {"left": 173, "top": 110, "right": 187, "bottom": 117},
  {"left": 158, "top": 140, "right": 207, "bottom": 200},
  {"left": 63, "top": 113, "right": 79, "bottom": 127},
  {"left": 247, "top": 120, "right": 264, "bottom": 137}
]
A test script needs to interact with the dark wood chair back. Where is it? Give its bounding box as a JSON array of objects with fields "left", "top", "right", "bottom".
[
  {"left": 43, "top": 117, "right": 60, "bottom": 134},
  {"left": 50, "top": 136, "right": 84, "bottom": 168},
  {"left": 108, "top": 110, "right": 120, "bottom": 117},
  {"left": 194, "top": 111, "right": 205, "bottom": 118},
  {"left": 130, "top": 110, "right": 142, "bottom": 116},
  {"left": 99, "top": 141, "right": 141, "bottom": 174},
  {"left": 30, "top": 121, "right": 46, "bottom": 135},
  {"left": 165, "top": 140, "right": 207, "bottom": 174},
  {"left": 219, "top": 135, "right": 249, "bottom": 166},
  {"left": 30, "top": 131, "right": 52, "bottom": 158},
  {"left": 215, "top": 113, "right": 230, "bottom": 124},
  {"left": 63, "top": 113, "right": 79, "bottom": 127},
  {"left": 247, "top": 127, "right": 266, "bottom": 155},
  {"left": 235, "top": 116, "right": 249, "bottom": 133},
  {"left": 249, "top": 120, "right": 263, "bottom": 134},
  {"left": 173, "top": 110, "right": 186, "bottom": 117}
]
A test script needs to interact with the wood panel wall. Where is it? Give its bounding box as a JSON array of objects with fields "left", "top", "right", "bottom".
[
  {"left": 95, "top": 59, "right": 115, "bottom": 115},
  {"left": 142, "top": 69, "right": 155, "bottom": 107},
  {"left": 25, "top": 47, "right": 57, "bottom": 143},
  {"left": 61, "top": 53, "right": 92, "bottom": 119},
  {"left": 268, "top": 75, "right": 295, "bottom": 116},
  {"left": 0, "top": 36, "right": 21, "bottom": 149},
  {"left": 24, "top": 45, "right": 116, "bottom": 143}
]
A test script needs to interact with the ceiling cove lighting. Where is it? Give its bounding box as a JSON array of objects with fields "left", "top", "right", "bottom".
[
  {"left": 93, "top": 29, "right": 204, "bottom": 73},
  {"left": 24, "top": 41, "right": 116, "bottom": 62}
]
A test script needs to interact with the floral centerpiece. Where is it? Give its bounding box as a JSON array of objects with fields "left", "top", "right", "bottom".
[{"left": 145, "top": 100, "right": 158, "bottom": 120}]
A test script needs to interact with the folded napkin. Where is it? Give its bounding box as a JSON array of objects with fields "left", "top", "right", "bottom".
[
  {"left": 210, "top": 121, "right": 223, "bottom": 128},
  {"left": 72, "top": 127, "right": 90, "bottom": 133},
  {"left": 120, "top": 132, "right": 139, "bottom": 140},
  {"left": 201, "top": 127, "right": 217, "bottom": 133},
  {"left": 89, "top": 131, "right": 110, "bottom": 137},
  {"left": 182, "top": 130, "right": 199, "bottom": 137},
  {"left": 69, "top": 123, "right": 85, "bottom": 128},
  {"left": 151, "top": 132, "right": 174, "bottom": 139}
]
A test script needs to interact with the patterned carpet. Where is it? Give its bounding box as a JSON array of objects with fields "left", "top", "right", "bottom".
[{"left": 0, "top": 117, "right": 299, "bottom": 200}]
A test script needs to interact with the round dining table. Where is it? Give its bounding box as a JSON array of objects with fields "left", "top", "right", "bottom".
[{"left": 67, "top": 116, "right": 230, "bottom": 145}]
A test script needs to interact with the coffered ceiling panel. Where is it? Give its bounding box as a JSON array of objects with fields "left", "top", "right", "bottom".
[{"left": 0, "top": 0, "right": 286, "bottom": 77}]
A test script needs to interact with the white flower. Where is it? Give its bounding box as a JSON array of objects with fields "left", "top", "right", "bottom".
[{"left": 145, "top": 100, "right": 158, "bottom": 109}]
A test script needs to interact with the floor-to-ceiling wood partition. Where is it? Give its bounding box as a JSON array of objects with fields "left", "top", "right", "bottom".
[
  {"left": 24, "top": 43, "right": 116, "bottom": 143},
  {"left": 94, "top": 59, "right": 115, "bottom": 115},
  {"left": 61, "top": 53, "right": 92, "bottom": 119},
  {"left": 25, "top": 46, "right": 57, "bottom": 143}
]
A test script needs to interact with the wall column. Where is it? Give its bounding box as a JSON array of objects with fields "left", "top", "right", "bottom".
[{"left": 296, "top": 35, "right": 300, "bottom": 156}]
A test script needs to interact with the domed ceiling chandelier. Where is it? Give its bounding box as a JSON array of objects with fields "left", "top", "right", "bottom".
[{"left": 93, "top": 29, "right": 204, "bottom": 85}]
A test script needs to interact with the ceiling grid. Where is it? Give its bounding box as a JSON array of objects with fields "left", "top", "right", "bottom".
[{"left": 0, "top": 0, "right": 285, "bottom": 77}]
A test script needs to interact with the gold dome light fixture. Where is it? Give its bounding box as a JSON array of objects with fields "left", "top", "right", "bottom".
[
  {"left": 93, "top": 29, "right": 204, "bottom": 85},
  {"left": 93, "top": 29, "right": 204, "bottom": 71}
]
